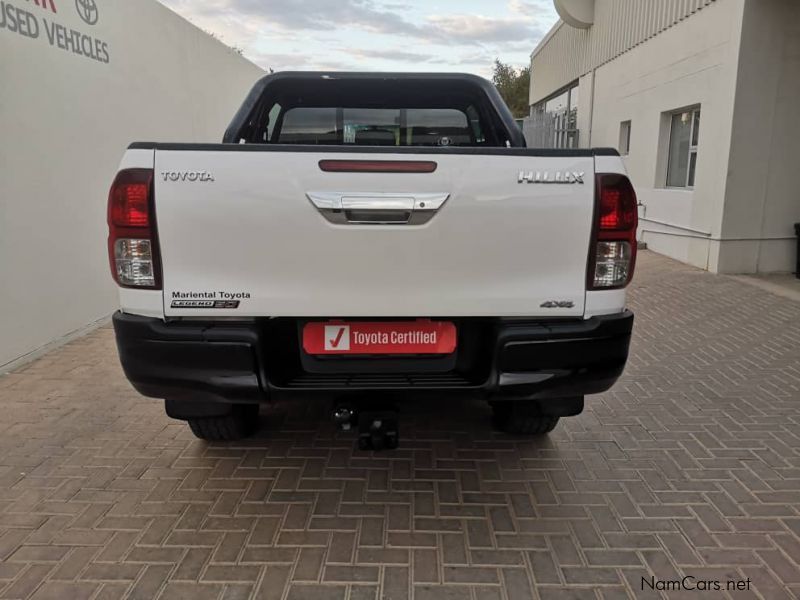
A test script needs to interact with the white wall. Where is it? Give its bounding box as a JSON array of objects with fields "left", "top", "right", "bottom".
[
  {"left": 580, "top": 0, "right": 746, "bottom": 271},
  {"left": 719, "top": 0, "right": 800, "bottom": 273},
  {"left": 532, "top": 0, "right": 800, "bottom": 274},
  {"left": 0, "top": 0, "right": 263, "bottom": 368},
  {"left": 530, "top": 0, "right": 718, "bottom": 106}
]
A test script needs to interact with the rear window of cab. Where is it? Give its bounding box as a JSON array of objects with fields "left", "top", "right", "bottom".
[{"left": 275, "top": 107, "right": 481, "bottom": 147}]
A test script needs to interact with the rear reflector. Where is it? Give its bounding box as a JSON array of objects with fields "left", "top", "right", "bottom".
[
  {"left": 319, "top": 160, "right": 437, "bottom": 173},
  {"left": 107, "top": 168, "right": 161, "bottom": 289},
  {"left": 588, "top": 174, "right": 638, "bottom": 290}
]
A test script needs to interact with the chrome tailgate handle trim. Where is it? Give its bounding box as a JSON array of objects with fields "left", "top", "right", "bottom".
[
  {"left": 341, "top": 197, "right": 415, "bottom": 211},
  {"left": 307, "top": 192, "right": 449, "bottom": 225}
]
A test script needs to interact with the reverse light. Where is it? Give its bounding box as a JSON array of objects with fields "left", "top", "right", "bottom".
[
  {"left": 593, "top": 241, "right": 632, "bottom": 288},
  {"left": 588, "top": 174, "right": 638, "bottom": 289},
  {"left": 107, "top": 169, "right": 161, "bottom": 289},
  {"left": 114, "top": 239, "right": 155, "bottom": 287}
]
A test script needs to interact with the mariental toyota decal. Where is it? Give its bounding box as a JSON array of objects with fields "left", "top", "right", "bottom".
[{"left": 303, "top": 321, "right": 457, "bottom": 355}]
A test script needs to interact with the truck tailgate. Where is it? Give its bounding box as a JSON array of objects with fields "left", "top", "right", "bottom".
[{"left": 154, "top": 149, "right": 594, "bottom": 318}]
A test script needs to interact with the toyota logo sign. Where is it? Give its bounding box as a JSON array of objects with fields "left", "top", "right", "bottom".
[{"left": 75, "top": 0, "right": 99, "bottom": 25}]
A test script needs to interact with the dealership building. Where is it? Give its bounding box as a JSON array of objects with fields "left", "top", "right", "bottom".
[
  {"left": 0, "top": 0, "right": 263, "bottom": 369},
  {"left": 527, "top": 0, "right": 799, "bottom": 274}
]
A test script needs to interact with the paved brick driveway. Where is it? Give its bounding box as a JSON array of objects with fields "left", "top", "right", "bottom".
[{"left": 1, "top": 252, "right": 799, "bottom": 600}]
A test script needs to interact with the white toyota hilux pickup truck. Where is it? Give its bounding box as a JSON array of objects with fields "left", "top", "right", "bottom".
[{"left": 109, "top": 72, "right": 636, "bottom": 448}]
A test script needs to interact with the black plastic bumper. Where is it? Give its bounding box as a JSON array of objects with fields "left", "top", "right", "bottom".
[{"left": 113, "top": 311, "right": 633, "bottom": 404}]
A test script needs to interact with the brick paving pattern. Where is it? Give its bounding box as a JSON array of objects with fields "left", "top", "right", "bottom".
[{"left": 1, "top": 251, "right": 799, "bottom": 599}]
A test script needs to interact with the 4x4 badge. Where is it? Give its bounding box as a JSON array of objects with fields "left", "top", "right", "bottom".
[{"left": 540, "top": 300, "right": 575, "bottom": 308}]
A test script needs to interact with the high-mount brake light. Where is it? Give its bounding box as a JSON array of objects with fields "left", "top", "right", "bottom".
[
  {"left": 319, "top": 160, "right": 437, "bottom": 173},
  {"left": 588, "top": 174, "right": 638, "bottom": 290},
  {"left": 107, "top": 168, "right": 161, "bottom": 289}
]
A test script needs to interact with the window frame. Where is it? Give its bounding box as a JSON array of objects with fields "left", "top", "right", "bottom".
[
  {"left": 665, "top": 107, "right": 701, "bottom": 189},
  {"left": 530, "top": 80, "right": 580, "bottom": 149},
  {"left": 235, "top": 75, "right": 521, "bottom": 147},
  {"left": 619, "top": 120, "right": 631, "bottom": 155}
]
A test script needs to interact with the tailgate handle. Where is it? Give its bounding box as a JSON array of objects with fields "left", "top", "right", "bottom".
[
  {"left": 307, "top": 192, "right": 449, "bottom": 225},
  {"left": 341, "top": 197, "right": 414, "bottom": 224}
]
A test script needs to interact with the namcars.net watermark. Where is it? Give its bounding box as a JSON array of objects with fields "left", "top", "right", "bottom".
[{"left": 643, "top": 576, "right": 751, "bottom": 593}]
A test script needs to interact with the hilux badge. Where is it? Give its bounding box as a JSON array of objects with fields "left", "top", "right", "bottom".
[{"left": 519, "top": 171, "right": 584, "bottom": 184}]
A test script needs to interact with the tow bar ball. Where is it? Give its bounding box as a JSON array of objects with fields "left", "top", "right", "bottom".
[
  {"left": 332, "top": 404, "right": 399, "bottom": 451},
  {"left": 332, "top": 405, "right": 356, "bottom": 431}
]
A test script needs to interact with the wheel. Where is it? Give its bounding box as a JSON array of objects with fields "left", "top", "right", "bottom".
[
  {"left": 491, "top": 401, "right": 560, "bottom": 435},
  {"left": 187, "top": 404, "right": 259, "bottom": 441}
]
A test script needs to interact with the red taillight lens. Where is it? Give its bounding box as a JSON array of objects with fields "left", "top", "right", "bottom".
[
  {"left": 107, "top": 169, "right": 161, "bottom": 289},
  {"left": 588, "top": 174, "right": 638, "bottom": 290},
  {"left": 110, "top": 180, "right": 150, "bottom": 227},
  {"left": 598, "top": 183, "right": 636, "bottom": 232}
]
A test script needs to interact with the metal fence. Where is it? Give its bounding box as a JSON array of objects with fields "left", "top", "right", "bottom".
[{"left": 523, "top": 112, "right": 579, "bottom": 149}]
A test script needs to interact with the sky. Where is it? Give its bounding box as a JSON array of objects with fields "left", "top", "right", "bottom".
[{"left": 157, "top": 0, "right": 560, "bottom": 78}]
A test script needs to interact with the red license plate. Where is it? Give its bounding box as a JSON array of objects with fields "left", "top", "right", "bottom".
[{"left": 302, "top": 320, "right": 457, "bottom": 355}]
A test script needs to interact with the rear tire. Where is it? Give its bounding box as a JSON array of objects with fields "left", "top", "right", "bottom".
[
  {"left": 187, "top": 404, "right": 259, "bottom": 441},
  {"left": 491, "top": 401, "right": 560, "bottom": 435}
]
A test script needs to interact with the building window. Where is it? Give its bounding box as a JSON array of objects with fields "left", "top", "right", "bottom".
[
  {"left": 666, "top": 107, "right": 700, "bottom": 188},
  {"left": 619, "top": 120, "right": 631, "bottom": 155},
  {"left": 528, "top": 82, "right": 579, "bottom": 148}
]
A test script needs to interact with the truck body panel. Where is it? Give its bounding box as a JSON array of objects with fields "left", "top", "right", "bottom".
[{"left": 152, "top": 149, "right": 595, "bottom": 318}]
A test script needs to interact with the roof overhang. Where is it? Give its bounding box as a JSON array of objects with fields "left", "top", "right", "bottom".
[{"left": 530, "top": 20, "right": 564, "bottom": 59}]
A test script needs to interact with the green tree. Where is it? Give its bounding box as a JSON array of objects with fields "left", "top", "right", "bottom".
[{"left": 492, "top": 60, "right": 531, "bottom": 118}]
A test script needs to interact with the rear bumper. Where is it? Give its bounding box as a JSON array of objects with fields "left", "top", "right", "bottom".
[{"left": 112, "top": 311, "right": 633, "bottom": 404}]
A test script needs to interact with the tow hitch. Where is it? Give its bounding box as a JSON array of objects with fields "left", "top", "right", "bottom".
[{"left": 333, "top": 402, "right": 399, "bottom": 451}]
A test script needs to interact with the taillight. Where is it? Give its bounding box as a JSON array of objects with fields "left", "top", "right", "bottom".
[
  {"left": 588, "top": 174, "right": 638, "bottom": 290},
  {"left": 107, "top": 168, "right": 161, "bottom": 289}
]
